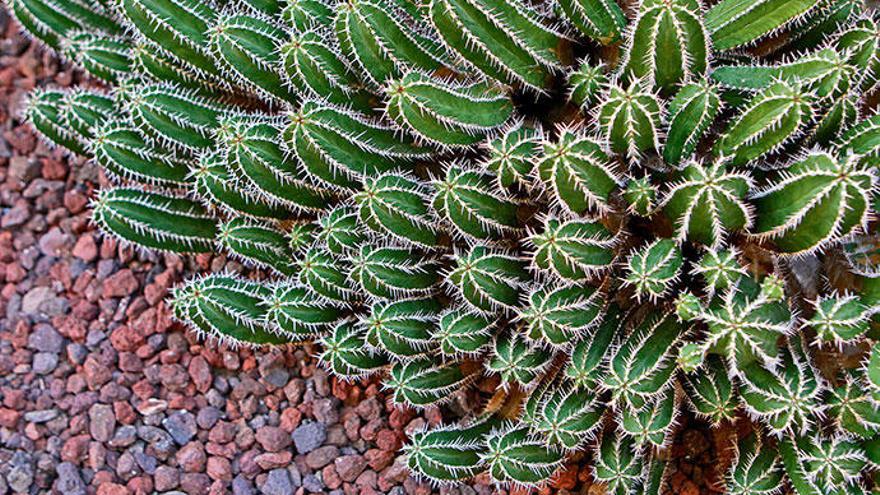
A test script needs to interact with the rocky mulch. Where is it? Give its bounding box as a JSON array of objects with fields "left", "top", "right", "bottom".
[{"left": 0, "top": 10, "right": 728, "bottom": 495}]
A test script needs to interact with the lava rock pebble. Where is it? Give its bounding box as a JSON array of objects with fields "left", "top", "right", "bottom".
[{"left": 292, "top": 421, "right": 326, "bottom": 454}]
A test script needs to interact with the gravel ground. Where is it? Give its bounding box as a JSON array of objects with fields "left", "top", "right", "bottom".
[{"left": 0, "top": 12, "right": 730, "bottom": 495}]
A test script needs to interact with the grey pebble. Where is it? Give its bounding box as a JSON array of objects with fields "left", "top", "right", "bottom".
[
  {"left": 292, "top": 421, "right": 326, "bottom": 454},
  {"left": 162, "top": 410, "right": 197, "bottom": 445},
  {"left": 301, "top": 474, "right": 324, "bottom": 493},
  {"left": 32, "top": 352, "right": 58, "bottom": 374},
  {"left": 261, "top": 468, "right": 292, "bottom": 495},
  {"left": 6, "top": 452, "right": 33, "bottom": 493},
  {"left": 28, "top": 324, "right": 63, "bottom": 353},
  {"left": 54, "top": 462, "right": 86, "bottom": 495},
  {"left": 232, "top": 474, "right": 254, "bottom": 495},
  {"left": 23, "top": 409, "right": 57, "bottom": 423}
]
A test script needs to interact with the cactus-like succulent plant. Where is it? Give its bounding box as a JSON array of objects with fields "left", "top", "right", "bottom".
[
  {"left": 518, "top": 283, "right": 603, "bottom": 347},
  {"left": 8, "top": 0, "right": 121, "bottom": 50},
  {"left": 621, "top": 0, "right": 709, "bottom": 94},
  {"left": 597, "top": 78, "right": 664, "bottom": 160},
  {"left": 361, "top": 296, "right": 441, "bottom": 358},
  {"left": 564, "top": 305, "right": 618, "bottom": 389},
  {"left": 280, "top": 29, "right": 373, "bottom": 112},
  {"left": 353, "top": 172, "right": 440, "bottom": 247},
  {"left": 126, "top": 82, "right": 231, "bottom": 151},
  {"left": 264, "top": 283, "right": 340, "bottom": 339},
  {"left": 317, "top": 320, "right": 388, "bottom": 379},
  {"left": 536, "top": 128, "right": 620, "bottom": 214},
  {"left": 387, "top": 356, "right": 476, "bottom": 407},
  {"left": 284, "top": 100, "right": 432, "bottom": 190},
  {"left": 482, "top": 424, "right": 564, "bottom": 485},
  {"left": 623, "top": 238, "right": 684, "bottom": 302},
  {"left": 826, "top": 373, "right": 880, "bottom": 438},
  {"left": 705, "top": 0, "right": 826, "bottom": 52},
  {"left": 622, "top": 176, "right": 655, "bottom": 216},
  {"left": 568, "top": 62, "right": 607, "bottom": 110},
  {"left": 602, "top": 313, "right": 685, "bottom": 411},
  {"left": 681, "top": 355, "right": 738, "bottom": 426},
  {"left": 691, "top": 278, "right": 793, "bottom": 373},
  {"left": 434, "top": 308, "right": 493, "bottom": 357},
  {"left": 217, "top": 217, "right": 296, "bottom": 274},
  {"left": 592, "top": 429, "right": 643, "bottom": 495},
  {"left": 620, "top": 390, "right": 678, "bottom": 449},
  {"left": 433, "top": 164, "right": 521, "bottom": 241},
  {"left": 62, "top": 32, "right": 132, "bottom": 84},
  {"left": 91, "top": 188, "right": 219, "bottom": 253},
  {"left": 221, "top": 116, "right": 335, "bottom": 211},
  {"left": 528, "top": 216, "right": 619, "bottom": 281},
  {"left": 385, "top": 73, "right": 514, "bottom": 147},
  {"left": 350, "top": 244, "right": 441, "bottom": 299},
  {"left": 335, "top": 0, "right": 448, "bottom": 87},
  {"left": 12, "top": 0, "right": 880, "bottom": 491},
  {"left": 524, "top": 379, "right": 605, "bottom": 449},
  {"left": 91, "top": 124, "right": 193, "bottom": 188},
  {"left": 807, "top": 293, "right": 872, "bottom": 346},
  {"left": 692, "top": 248, "right": 746, "bottom": 293},
  {"left": 797, "top": 435, "right": 868, "bottom": 493},
  {"left": 488, "top": 332, "right": 553, "bottom": 389},
  {"left": 659, "top": 156, "right": 753, "bottom": 247},
  {"left": 447, "top": 246, "right": 530, "bottom": 313},
  {"left": 481, "top": 121, "right": 542, "bottom": 190},
  {"left": 191, "top": 150, "right": 294, "bottom": 220},
  {"left": 714, "top": 80, "right": 815, "bottom": 167},
  {"left": 739, "top": 335, "right": 824, "bottom": 436},
  {"left": 171, "top": 274, "right": 289, "bottom": 346},
  {"left": 726, "top": 433, "right": 783, "bottom": 495},
  {"left": 712, "top": 48, "right": 854, "bottom": 99},
  {"left": 26, "top": 89, "right": 91, "bottom": 155},
  {"left": 557, "top": 0, "right": 625, "bottom": 45},
  {"left": 209, "top": 11, "right": 298, "bottom": 102},
  {"left": 663, "top": 79, "right": 721, "bottom": 167},
  {"left": 428, "top": 0, "right": 565, "bottom": 92},
  {"left": 751, "top": 151, "right": 875, "bottom": 255},
  {"left": 403, "top": 417, "right": 498, "bottom": 484}
]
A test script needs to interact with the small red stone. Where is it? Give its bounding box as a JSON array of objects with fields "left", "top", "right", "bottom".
[
  {"left": 5, "top": 262, "right": 25, "bottom": 282},
  {"left": 114, "top": 401, "right": 136, "bottom": 425},
  {"left": 254, "top": 451, "right": 293, "bottom": 470},
  {"left": 374, "top": 430, "right": 401, "bottom": 452},
  {"left": 206, "top": 456, "right": 232, "bottom": 482},
  {"left": 177, "top": 442, "right": 207, "bottom": 472},
  {"left": 40, "top": 157, "right": 66, "bottom": 180},
  {"left": 63, "top": 189, "right": 89, "bottom": 214},
  {"left": 60, "top": 434, "right": 91, "bottom": 463},
  {"left": 110, "top": 325, "right": 145, "bottom": 352},
  {"left": 0, "top": 407, "right": 21, "bottom": 428},
  {"left": 103, "top": 269, "right": 139, "bottom": 298},
  {"left": 280, "top": 407, "right": 302, "bottom": 432},
  {"left": 255, "top": 426, "right": 291, "bottom": 452},
  {"left": 72, "top": 234, "right": 97, "bottom": 262},
  {"left": 131, "top": 380, "right": 155, "bottom": 400},
  {"left": 96, "top": 482, "right": 130, "bottom": 495},
  {"left": 551, "top": 465, "right": 578, "bottom": 490},
  {"left": 127, "top": 475, "right": 153, "bottom": 495},
  {"left": 364, "top": 449, "right": 394, "bottom": 471}
]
